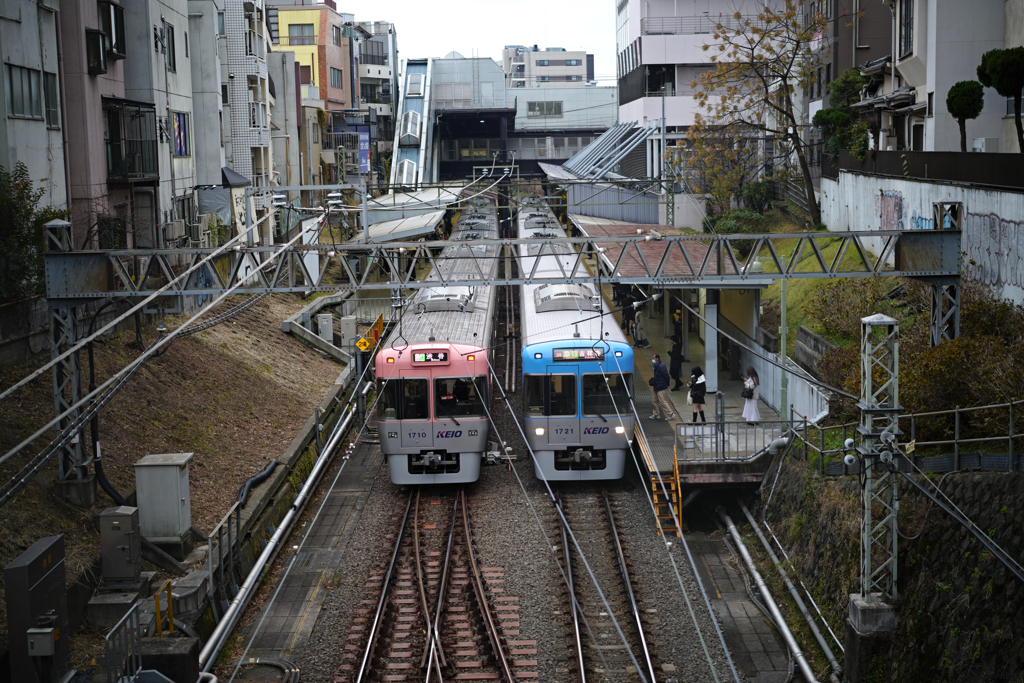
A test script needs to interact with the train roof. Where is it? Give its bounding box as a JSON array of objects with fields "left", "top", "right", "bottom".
[
  {"left": 517, "top": 200, "right": 629, "bottom": 349},
  {"left": 382, "top": 194, "right": 501, "bottom": 350}
]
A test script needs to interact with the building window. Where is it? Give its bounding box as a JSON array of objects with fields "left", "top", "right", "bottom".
[
  {"left": 899, "top": 0, "right": 913, "bottom": 56},
  {"left": 172, "top": 111, "right": 189, "bottom": 156},
  {"left": 86, "top": 29, "right": 107, "bottom": 74},
  {"left": 407, "top": 73, "right": 424, "bottom": 97},
  {"left": 333, "top": 25, "right": 341, "bottom": 46},
  {"left": 400, "top": 110, "right": 421, "bottom": 142},
  {"left": 1010, "top": 97, "right": 1017, "bottom": 118},
  {"left": 5, "top": 64, "right": 43, "bottom": 118},
  {"left": 99, "top": 2, "right": 126, "bottom": 60},
  {"left": 927, "top": 92, "right": 934, "bottom": 116},
  {"left": 288, "top": 24, "right": 315, "bottom": 46},
  {"left": 217, "top": 11, "right": 224, "bottom": 35},
  {"left": 331, "top": 67, "right": 343, "bottom": 89},
  {"left": 44, "top": 72, "right": 59, "bottom": 127},
  {"left": 165, "top": 24, "right": 176, "bottom": 71},
  {"left": 221, "top": 83, "right": 228, "bottom": 105},
  {"left": 566, "top": 75, "right": 580, "bottom": 81},
  {"left": 312, "top": 122, "right": 319, "bottom": 143},
  {"left": 300, "top": 65, "right": 312, "bottom": 84},
  {"left": 527, "top": 101, "right": 562, "bottom": 117},
  {"left": 396, "top": 159, "right": 417, "bottom": 184},
  {"left": 537, "top": 76, "right": 549, "bottom": 82},
  {"left": 266, "top": 8, "right": 278, "bottom": 43},
  {"left": 565, "top": 59, "right": 580, "bottom": 66},
  {"left": 536, "top": 59, "right": 549, "bottom": 66}
]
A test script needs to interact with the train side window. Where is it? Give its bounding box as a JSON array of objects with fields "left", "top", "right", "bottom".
[
  {"left": 524, "top": 375, "right": 545, "bottom": 415},
  {"left": 583, "top": 373, "right": 633, "bottom": 415},
  {"left": 378, "top": 379, "right": 400, "bottom": 420},
  {"left": 403, "top": 378, "right": 429, "bottom": 420},
  {"left": 434, "top": 375, "right": 487, "bottom": 419},
  {"left": 549, "top": 375, "right": 576, "bottom": 416}
]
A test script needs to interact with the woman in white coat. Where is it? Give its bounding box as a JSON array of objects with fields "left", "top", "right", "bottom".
[{"left": 742, "top": 366, "right": 760, "bottom": 423}]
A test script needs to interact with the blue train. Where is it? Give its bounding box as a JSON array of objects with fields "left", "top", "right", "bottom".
[{"left": 517, "top": 199, "right": 635, "bottom": 481}]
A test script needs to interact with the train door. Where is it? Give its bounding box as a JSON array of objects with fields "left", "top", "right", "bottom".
[
  {"left": 399, "top": 373, "right": 432, "bottom": 450},
  {"left": 546, "top": 369, "right": 580, "bottom": 445}
]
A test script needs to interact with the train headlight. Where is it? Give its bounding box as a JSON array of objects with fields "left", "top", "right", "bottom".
[
  {"left": 468, "top": 429, "right": 478, "bottom": 436},
  {"left": 534, "top": 353, "right": 542, "bottom": 359},
  {"left": 615, "top": 426, "right": 625, "bottom": 434},
  {"left": 388, "top": 432, "right": 398, "bottom": 438},
  {"left": 535, "top": 427, "right": 545, "bottom": 436},
  {"left": 615, "top": 351, "right": 623, "bottom": 357}
]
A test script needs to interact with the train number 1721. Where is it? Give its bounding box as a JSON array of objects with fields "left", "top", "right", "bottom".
[{"left": 554, "top": 427, "right": 574, "bottom": 435}]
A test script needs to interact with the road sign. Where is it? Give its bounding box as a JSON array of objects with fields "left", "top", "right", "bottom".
[{"left": 355, "top": 336, "right": 371, "bottom": 351}]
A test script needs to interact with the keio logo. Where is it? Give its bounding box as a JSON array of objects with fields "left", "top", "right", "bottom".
[
  {"left": 583, "top": 427, "right": 610, "bottom": 435},
  {"left": 436, "top": 430, "right": 463, "bottom": 438}
]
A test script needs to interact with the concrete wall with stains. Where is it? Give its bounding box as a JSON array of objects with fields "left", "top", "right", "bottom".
[{"left": 821, "top": 174, "right": 1024, "bottom": 305}]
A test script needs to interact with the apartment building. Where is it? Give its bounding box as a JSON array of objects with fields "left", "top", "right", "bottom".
[
  {"left": 502, "top": 45, "right": 594, "bottom": 88},
  {"left": 0, "top": 0, "right": 66, "bottom": 212},
  {"left": 852, "top": 0, "right": 1006, "bottom": 152},
  {"left": 268, "top": 3, "right": 354, "bottom": 112},
  {"left": 188, "top": 0, "right": 227, "bottom": 186}
]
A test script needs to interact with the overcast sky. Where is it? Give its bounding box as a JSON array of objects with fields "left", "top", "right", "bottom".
[{"left": 341, "top": 0, "right": 619, "bottom": 84}]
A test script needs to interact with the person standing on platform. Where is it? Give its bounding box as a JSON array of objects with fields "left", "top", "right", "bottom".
[
  {"left": 631, "top": 308, "right": 647, "bottom": 347},
  {"left": 621, "top": 295, "right": 636, "bottom": 332},
  {"left": 669, "top": 335, "right": 684, "bottom": 391},
  {"left": 688, "top": 366, "right": 707, "bottom": 422},
  {"left": 742, "top": 366, "right": 761, "bottom": 423},
  {"left": 649, "top": 354, "right": 674, "bottom": 420}
]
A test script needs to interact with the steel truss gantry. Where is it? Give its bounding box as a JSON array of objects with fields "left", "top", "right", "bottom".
[{"left": 857, "top": 314, "right": 902, "bottom": 603}]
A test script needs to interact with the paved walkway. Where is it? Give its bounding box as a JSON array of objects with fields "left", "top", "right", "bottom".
[{"left": 239, "top": 436, "right": 381, "bottom": 659}]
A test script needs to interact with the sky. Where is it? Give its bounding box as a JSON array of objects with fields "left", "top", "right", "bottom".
[{"left": 340, "top": 0, "right": 619, "bottom": 85}]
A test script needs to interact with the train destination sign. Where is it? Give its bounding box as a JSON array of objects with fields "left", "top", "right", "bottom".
[
  {"left": 413, "top": 351, "right": 449, "bottom": 363},
  {"left": 553, "top": 348, "right": 604, "bottom": 362}
]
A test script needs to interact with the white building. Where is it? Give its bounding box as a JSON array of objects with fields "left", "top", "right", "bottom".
[{"left": 502, "top": 45, "right": 594, "bottom": 89}]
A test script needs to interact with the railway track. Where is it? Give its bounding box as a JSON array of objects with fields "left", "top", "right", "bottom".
[
  {"left": 341, "top": 487, "right": 529, "bottom": 682},
  {"left": 556, "top": 487, "right": 660, "bottom": 683}
]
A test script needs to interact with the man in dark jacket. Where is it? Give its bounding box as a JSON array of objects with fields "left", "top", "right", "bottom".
[
  {"left": 649, "top": 354, "right": 674, "bottom": 420},
  {"left": 669, "top": 335, "right": 684, "bottom": 390}
]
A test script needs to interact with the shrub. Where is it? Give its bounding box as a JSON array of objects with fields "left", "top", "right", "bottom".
[{"left": 742, "top": 180, "right": 772, "bottom": 214}]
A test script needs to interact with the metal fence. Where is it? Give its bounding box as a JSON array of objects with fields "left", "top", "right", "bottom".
[
  {"left": 675, "top": 420, "right": 789, "bottom": 461},
  {"left": 105, "top": 602, "right": 142, "bottom": 683},
  {"left": 640, "top": 14, "right": 759, "bottom": 35},
  {"left": 337, "top": 297, "right": 392, "bottom": 323},
  {"left": 208, "top": 503, "right": 242, "bottom": 620},
  {"left": 837, "top": 149, "right": 1024, "bottom": 190},
  {"left": 791, "top": 399, "right": 1024, "bottom": 476},
  {"left": 565, "top": 181, "right": 660, "bottom": 224}
]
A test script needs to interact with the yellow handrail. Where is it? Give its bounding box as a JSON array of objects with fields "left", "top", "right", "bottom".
[{"left": 153, "top": 578, "right": 175, "bottom": 636}]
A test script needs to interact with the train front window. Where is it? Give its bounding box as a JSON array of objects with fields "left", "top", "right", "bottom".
[
  {"left": 434, "top": 375, "right": 487, "bottom": 419},
  {"left": 402, "top": 378, "right": 429, "bottom": 420},
  {"left": 583, "top": 373, "right": 633, "bottom": 416},
  {"left": 378, "top": 379, "right": 400, "bottom": 420},
  {"left": 549, "top": 375, "right": 576, "bottom": 416},
  {"left": 524, "top": 375, "right": 545, "bottom": 415}
]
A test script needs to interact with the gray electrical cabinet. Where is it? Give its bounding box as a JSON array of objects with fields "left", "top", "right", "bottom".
[
  {"left": 317, "top": 313, "right": 334, "bottom": 343},
  {"left": 339, "top": 316, "right": 357, "bottom": 348},
  {"left": 135, "top": 453, "right": 193, "bottom": 544},
  {"left": 5, "top": 535, "right": 70, "bottom": 682},
  {"left": 100, "top": 506, "right": 141, "bottom": 584}
]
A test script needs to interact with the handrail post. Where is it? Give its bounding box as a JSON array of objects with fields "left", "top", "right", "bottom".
[
  {"left": 819, "top": 424, "right": 825, "bottom": 474},
  {"left": 1009, "top": 402, "right": 1015, "bottom": 472},
  {"left": 954, "top": 406, "right": 960, "bottom": 471}
]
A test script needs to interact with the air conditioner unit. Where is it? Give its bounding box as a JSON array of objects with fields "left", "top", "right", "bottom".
[
  {"left": 972, "top": 137, "right": 998, "bottom": 153},
  {"left": 163, "top": 219, "right": 185, "bottom": 241}
]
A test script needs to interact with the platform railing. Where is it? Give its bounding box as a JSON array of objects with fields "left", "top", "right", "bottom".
[
  {"left": 105, "top": 602, "right": 142, "bottom": 683},
  {"left": 208, "top": 502, "right": 243, "bottom": 620},
  {"left": 674, "top": 419, "right": 789, "bottom": 461}
]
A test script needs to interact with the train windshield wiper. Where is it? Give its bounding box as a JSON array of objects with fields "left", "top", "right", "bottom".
[
  {"left": 439, "top": 403, "right": 461, "bottom": 426},
  {"left": 593, "top": 410, "right": 608, "bottom": 422}
]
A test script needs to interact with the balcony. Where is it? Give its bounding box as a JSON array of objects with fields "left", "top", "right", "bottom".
[
  {"left": 104, "top": 101, "right": 159, "bottom": 180},
  {"left": 276, "top": 35, "right": 317, "bottom": 47},
  {"left": 246, "top": 29, "right": 265, "bottom": 60},
  {"left": 640, "top": 14, "right": 758, "bottom": 35},
  {"left": 250, "top": 101, "right": 268, "bottom": 129},
  {"left": 301, "top": 84, "right": 320, "bottom": 101}
]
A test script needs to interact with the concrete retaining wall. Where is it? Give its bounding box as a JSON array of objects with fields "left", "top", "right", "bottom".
[
  {"left": 821, "top": 172, "right": 1024, "bottom": 305},
  {"left": 793, "top": 325, "right": 836, "bottom": 375}
]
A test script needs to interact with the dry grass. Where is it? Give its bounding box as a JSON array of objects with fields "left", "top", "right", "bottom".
[{"left": 0, "top": 293, "right": 341, "bottom": 652}]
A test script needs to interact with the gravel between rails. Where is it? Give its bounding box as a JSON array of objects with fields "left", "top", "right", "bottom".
[{"left": 299, "top": 285, "right": 739, "bottom": 682}]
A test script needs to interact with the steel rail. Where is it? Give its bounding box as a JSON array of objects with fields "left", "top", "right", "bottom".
[
  {"left": 355, "top": 490, "right": 417, "bottom": 683},
  {"left": 413, "top": 489, "right": 436, "bottom": 670},
  {"left": 558, "top": 490, "right": 587, "bottom": 683},
  {"left": 603, "top": 488, "right": 658, "bottom": 683},
  {"left": 424, "top": 495, "right": 460, "bottom": 682},
  {"left": 460, "top": 489, "right": 516, "bottom": 682}
]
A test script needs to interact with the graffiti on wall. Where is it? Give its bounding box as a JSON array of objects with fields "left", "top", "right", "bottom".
[
  {"left": 964, "top": 213, "right": 1024, "bottom": 294},
  {"left": 880, "top": 190, "right": 904, "bottom": 230}
]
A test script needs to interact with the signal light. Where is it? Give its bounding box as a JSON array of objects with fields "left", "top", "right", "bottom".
[
  {"left": 386, "top": 357, "right": 395, "bottom": 363},
  {"left": 467, "top": 354, "right": 475, "bottom": 361}
]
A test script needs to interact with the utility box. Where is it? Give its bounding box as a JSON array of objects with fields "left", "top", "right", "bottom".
[
  {"left": 317, "top": 313, "right": 334, "bottom": 344},
  {"left": 5, "top": 535, "right": 70, "bottom": 682},
  {"left": 100, "top": 506, "right": 141, "bottom": 584},
  {"left": 339, "top": 315, "right": 357, "bottom": 348},
  {"left": 135, "top": 453, "right": 193, "bottom": 559}
]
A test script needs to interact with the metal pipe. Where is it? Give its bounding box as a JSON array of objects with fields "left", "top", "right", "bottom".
[
  {"left": 740, "top": 500, "right": 842, "bottom": 682},
  {"left": 199, "top": 406, "right": 354, "bottom": 671},
  {"left": 717, "top": 507, "right": 816, "bottom": 683}
]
